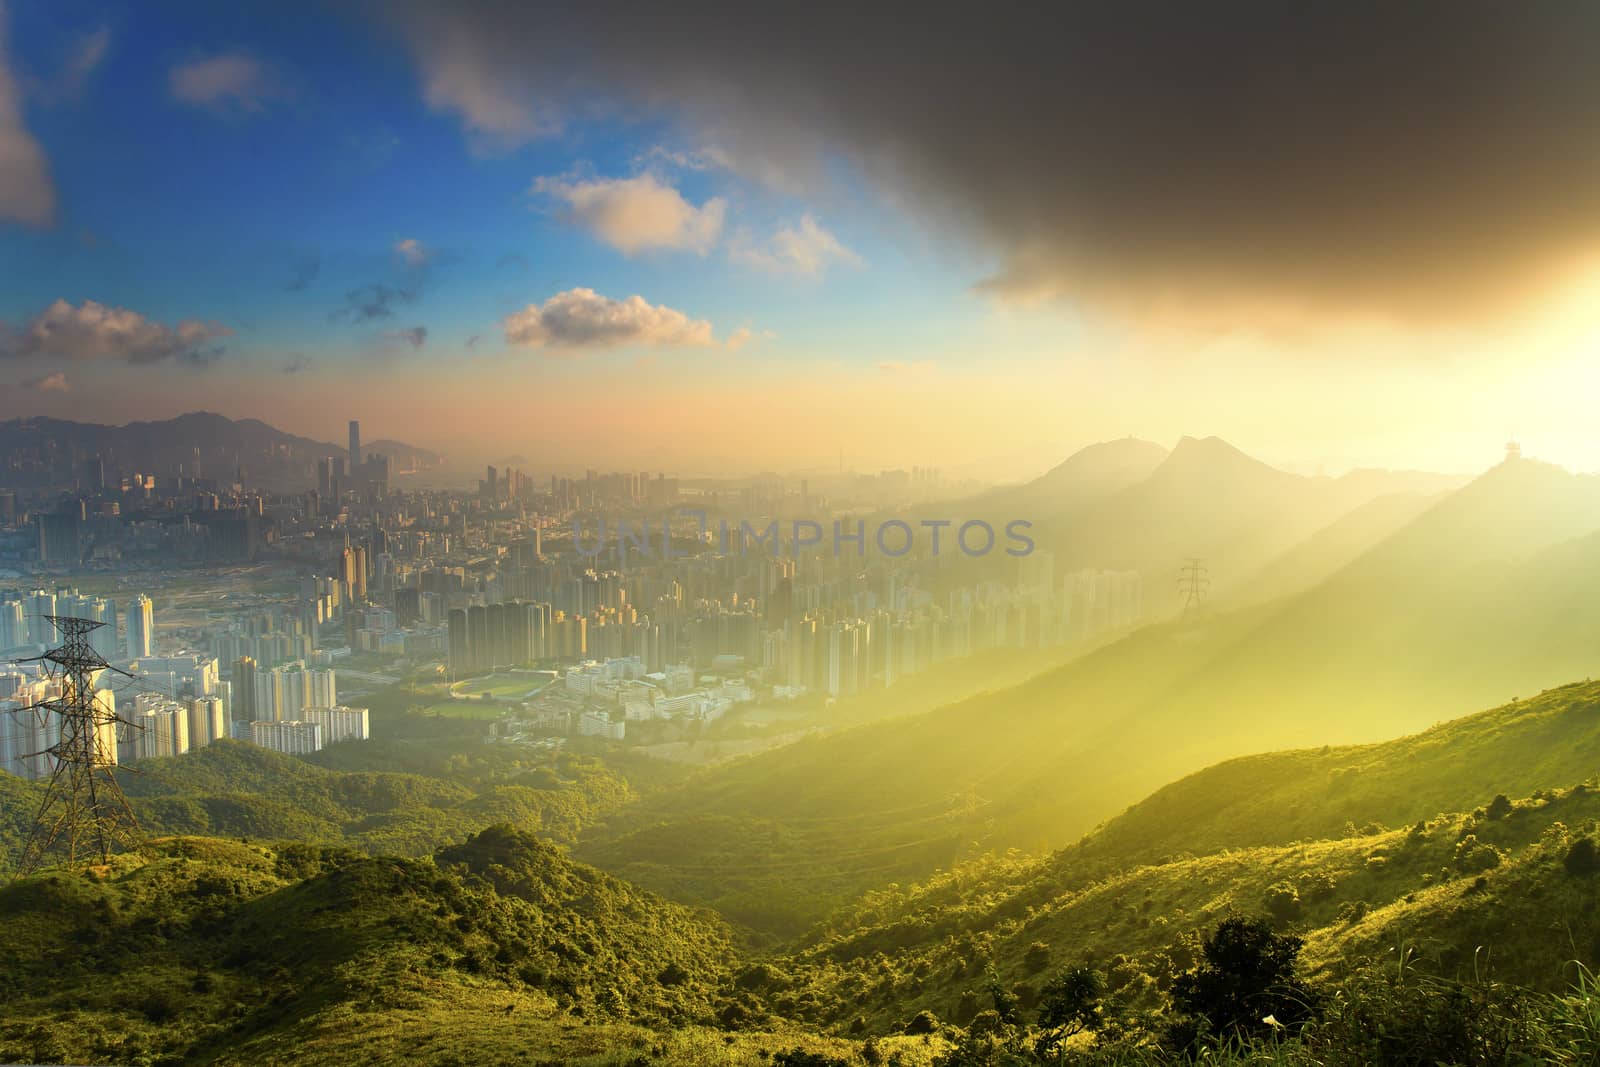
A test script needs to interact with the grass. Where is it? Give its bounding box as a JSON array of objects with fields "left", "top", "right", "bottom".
[{"left": 454, "top": 673, "right": 551, "bottom": 701}]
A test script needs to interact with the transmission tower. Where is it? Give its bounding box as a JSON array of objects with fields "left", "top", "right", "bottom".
[
  {"left": 1178, "top": 557, "right": 1210, "bottom": 617},
  {"left": 14, "top": 615, "right": 143, "bottom": 875}
]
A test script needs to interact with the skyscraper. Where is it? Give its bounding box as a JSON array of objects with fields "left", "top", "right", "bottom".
[
  {"left": 233, "top": 656, "right": 258, "bottom": 722},
  {"left": 348, "top": 420, "right": 362, "bottom": 468},
  {"left": 127, "top": 594, "right": 154, "bottom": 659}
]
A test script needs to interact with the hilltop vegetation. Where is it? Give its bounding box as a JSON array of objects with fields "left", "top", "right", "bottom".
[
  {"left": 9, "top": 680, "right": 1600, "bottom": 1061},
  {"left": 0, "top": 827, "right": 745, "bottom": 1066},
  {"left": 0, "top": 732, "right": 649, "bottom": 874}
]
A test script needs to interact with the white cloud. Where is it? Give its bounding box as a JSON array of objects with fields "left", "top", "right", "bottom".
[
  {"left": 6, "top": 299, "right": 231, "bottom": 364},
  {"left": 503, "top": 288, "right": 719, "bottom": 353},
  {"left": 169, "top": 53, "right": 277, "bottom": 114},
  {"left": 534, "top": 174, "right": 726, "bottom": 256},
  {"left": 23, "top": 370, "right": 69, "bottom": 392},
  {"left": 634, "top": 145, "right": 735, "bottom": 173},
  {"left": 726, "top": 326, "right": 776, "bottom": 352},
  {"left": 0, "top": 4, "right": 54, "bottom": 226},
  {"left": 731, "top": 214, "right": 861, "bottom": 276},
  {"left": 394, "top": 237, "right": 431, "bottom": 267}
]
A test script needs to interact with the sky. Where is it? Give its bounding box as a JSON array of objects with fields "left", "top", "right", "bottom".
[{"left": 2, "top": 1, "right": 1599, "bottom": 480}]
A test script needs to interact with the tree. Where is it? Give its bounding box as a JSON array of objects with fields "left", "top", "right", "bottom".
[
  {"left": 1565, "top": 837, "right": 1600, "bottom": 876},
  {"left": 1034, "top": 966, "right": 1103, "bottom": 1059},
  {"left": 985, "top": 966, "right": 1017, "bottom": 1024},
  {"left": 1263, "top": 881, "right": 1302, "bottom": 923},
  {"left": 1169, "top": 917, "right": 1315, "bottom": 1047},
  {"left": 1486, "top": 794, "right": 1514, "bottom": 820}
]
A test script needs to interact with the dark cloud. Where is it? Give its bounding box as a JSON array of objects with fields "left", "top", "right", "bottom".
[
  {"left": 282, "top": 352, "right": 312, "bottom": 374},
  {"left": 384, "top": 325, "right": 427, "bottom": 349},
  {"left": 333, "top": 282, "right": 415, "bottom": 323},
  {"left": 394, "top": 1, "right": 1600, "bottom": 324}
]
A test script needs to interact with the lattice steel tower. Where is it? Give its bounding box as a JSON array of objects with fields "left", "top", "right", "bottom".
[
  {"left": 15, "top": 615, "right": 142, "bottom": 875},
  {"left": 1178, "top": 557, "right": 1210, "bottom": 617}
]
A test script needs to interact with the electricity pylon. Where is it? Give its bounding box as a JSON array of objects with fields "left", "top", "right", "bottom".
[
  {"left": 1178, "top": 557, "right": 1209, "bottom": 617},
  {"left": 15, "top": 615, "right": 143, "bottom": 875}
]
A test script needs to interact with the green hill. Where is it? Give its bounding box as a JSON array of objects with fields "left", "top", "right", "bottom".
[
  {"left": 0, "top": 827, "right": 742, "bottom": 1066},
  {"left": 766, "top": 682, "right": 1600, "bottom": 1034}
]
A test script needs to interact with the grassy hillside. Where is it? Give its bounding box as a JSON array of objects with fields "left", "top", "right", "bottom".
[
  {"left": 761, "top": 683, "right": 1600, "bottom": 1041},
  {"left": 0, "top": 827, "right": 747, "bottom": 1066},
  {"left": 11, "top": 683, "right": 1600, "bottom": 1062}
]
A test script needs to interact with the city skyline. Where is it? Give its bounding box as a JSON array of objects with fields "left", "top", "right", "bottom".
[{"left": 2, "top": 4, "right": 1599, "bottom": 476}]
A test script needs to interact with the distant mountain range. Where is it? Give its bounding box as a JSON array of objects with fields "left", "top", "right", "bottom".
[
  {"left": 0, "top": 412, "right": 439, "bottom": 489},
  {"left": 973, "top": 435, "right": 1470, "bottom": 614}
]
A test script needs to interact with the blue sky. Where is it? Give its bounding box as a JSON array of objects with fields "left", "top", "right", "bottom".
[{"left": 1, "top": 1, "right": 990, "bottom": 367}]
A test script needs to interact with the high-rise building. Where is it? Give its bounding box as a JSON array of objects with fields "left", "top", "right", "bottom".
[
  {"left": 127, "top": 594, "right": 155, "bottom": 659},
  {"left": 188, "top": 696, "right": 227, "bottom": 748},
  {"left": 0, "top": 600, "right": 26, "bottom": 649},
  {"left": 348, "top": 420, "right": 362, "bottom": 469},
  {"left": 250, "top": 719, "right": 322, "bottom": 756},
  {"left": 301, "top": 705, "right": 369, "bottom": 744},
  {"left": 233, "top": 656, "right": 258, "bottom": 722},
  {"left": 36, "top": 512, "right": 81, "bottom": 564}
]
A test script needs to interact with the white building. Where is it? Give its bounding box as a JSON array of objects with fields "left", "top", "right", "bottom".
[
  {"left": 127, "top": 594, "right": 155, "bottom": 659},
  {"left": 250, "top": 719, "right": 323, "bottom": 756},
  {"left": 301, "top": 704, "right": 369, "bottom": 744},
  {"left": 577, "top": 710, "right": 625, "bottom": 740},
  {"left": 188, "top": 696, "right": 227, "bottom": 749}
]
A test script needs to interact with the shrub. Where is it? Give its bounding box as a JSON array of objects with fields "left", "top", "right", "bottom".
[
  {"left": 1023, "top": 940, "right": 1052, "bottom": 974},
  {"left": 1453, "top": 835, "right": 1504, "bottom": 875},
  {"left": 1264, "top": 881, "right": 1303, "bottom": 923},
  {"left": 1336, "top": 900, "right": 1370, "bottom": 924},
  {"left": 1565, "top": 837, "right": 1600, "bottom": 876},
  {"left": 905, "top": 1010, "right": 940, "bottom": 1035}
]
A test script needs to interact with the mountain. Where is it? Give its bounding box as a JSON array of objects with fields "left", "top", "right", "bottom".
[
  {"left": 1042, "top": 436, "right": 1467, "bottom": 614},
  {"left": 1218, "top": 490, "right": 1446, "bottom": 607},
  {"left": 0, "top": 412, "right": 435, "bottom": 490},
  {"left": 771, "top": 680, "right": 1600, "bottom": 1032},
  {"left": 969, "top": 437, "right": 1170, "bottom": 517}
]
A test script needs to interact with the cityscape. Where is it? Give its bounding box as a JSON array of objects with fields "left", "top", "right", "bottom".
[
  {"left": 2, "top": 414, "right": 1145, "bottom": 777},
  {"left": 3, "top": 3, "right": 1600, "bottom": 1066}
]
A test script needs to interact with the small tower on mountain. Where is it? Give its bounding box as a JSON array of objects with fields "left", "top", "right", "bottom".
[{"left": 1504, "top": 438, "right": 1522, "bottom": 463}]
